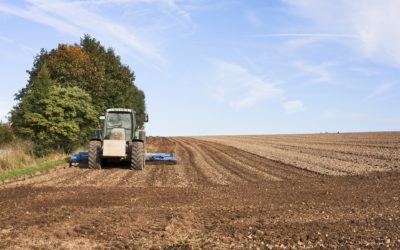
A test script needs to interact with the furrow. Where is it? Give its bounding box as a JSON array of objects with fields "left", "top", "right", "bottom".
[
  {"left": 177, "top": 137, "right": 244, "bottom": 185},
  {"left": 171, "top": 138, "right": 215, "bottom": 186},
  {"left": 196, "top": 139, "right": 319, "bottom": 180}
]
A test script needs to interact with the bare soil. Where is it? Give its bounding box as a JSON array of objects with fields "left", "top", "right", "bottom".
[
  {"left": 0, "top": 133, "right": 399, "bottom": 249},
  {"left": 200, "top": 132, "right": 400, "bottom": 175}
]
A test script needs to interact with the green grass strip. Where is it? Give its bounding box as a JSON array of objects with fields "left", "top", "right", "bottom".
[{"left": 0, "top": 159, "right": 66, "bottom": 182}]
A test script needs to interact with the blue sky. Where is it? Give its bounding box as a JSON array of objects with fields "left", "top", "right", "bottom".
[{"left": 0, "top": 0, "right": 399, "bottom": 136}]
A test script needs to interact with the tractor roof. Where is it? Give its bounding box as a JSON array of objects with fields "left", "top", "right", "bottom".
[{"left": 106, "top": 108, "right": 135, "bottom": 113}]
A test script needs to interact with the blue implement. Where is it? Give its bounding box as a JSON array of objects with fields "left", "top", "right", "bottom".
[
  {"left": 69, "top": 151, "right": 177, "bottom": 166},
  {"left": 146, "top": 152, "right": 177, "bottom": 164},
  {"left": 69, "top": 152, "right": 89, "bottom": 167}
]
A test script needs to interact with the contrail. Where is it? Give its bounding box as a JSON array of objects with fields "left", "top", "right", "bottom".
[{"left": 251, "top": 33, "right": 357, "bottom": 38}]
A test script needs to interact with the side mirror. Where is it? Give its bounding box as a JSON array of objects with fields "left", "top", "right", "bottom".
[
  {"left": 144, "top": 113, "right": 149, "bottom": 123},
  {"left": 99, "top": 115, "right": 105, "bottom": 120}
]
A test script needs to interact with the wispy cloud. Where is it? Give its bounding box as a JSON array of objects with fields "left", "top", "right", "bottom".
[
  {"left": 283, "top": 0, "right": 400, "bottom": 67},
  {"left": 0, "top": 2, "right": 81, "bottom": 36},
  {"left": 350, "top": 66, "right": 377, "bottom": 76},
  {"left": 0, "top": 0, "right": 195, "bottom": 63},
  {"left": 0, "top": 36, "right": 13, "bottom": 43},
  {"left": 244, "top": 10, "right": 261, "bottom": 26},
  {"left": 211, "top": 59, "right": 283, "bottom": 109},
  {"left": 295, "top": 61, "right": 334, "bottom": 83},
  {"left": 250, "top": 33, "right": 357, "bottom": 52},
  {"left": 0, "top": 35, "right": 37, "bottom": 54},
  {"left": 251, "top": 33, "right": 356, "bottom": 38},
  {"left": 284, "top": 100, "right": 304, "bottom": 113},
  {"left": 367, "top": 80, "right": 400, "bottom": 99},
  {"left": 210, "top": 59, "right": 304, "bottom": 112},
  {"left": 75, "top": 0, "right": 191, "bottom": 22},
  {"left": 74, "top": 0, "right": 193, "bottom": 27}
]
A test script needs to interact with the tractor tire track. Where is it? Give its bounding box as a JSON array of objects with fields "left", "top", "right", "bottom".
[
  {"left": 174, "top": 137, "right": 245, "bottom": 185},
  {"left": 194, "top": 139, "right": 319, "bottom": 181},
  {"left": 181, "top": 138, "right": 264, "bottom": 183},
  {"left": 170, "top": 138, "right": 215, "bottom": 186}
]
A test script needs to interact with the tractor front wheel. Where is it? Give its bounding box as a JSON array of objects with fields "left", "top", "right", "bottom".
[
  {"left": 89, "top": 140, "right": 102, "bottom": 169},
  {"left": 131, "top": 141, "right": 145, "bottom": 170}
]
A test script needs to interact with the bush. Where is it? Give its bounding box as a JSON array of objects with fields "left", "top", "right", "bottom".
[
  {"left": 12, "top": 86, "right": 97, "bottom": 157},
  {"left": 0, "top": 124, "right": 14, "bottom": 146},
  {"left": 11, "top": 65, "right": 97, "bottom": 156}
]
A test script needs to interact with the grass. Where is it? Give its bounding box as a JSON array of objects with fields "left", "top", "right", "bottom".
[
  {"left": 0, "top": 139, "right": 36, "bottom": 171},
  {"left": 0, "top": 139, "right": 67, "bottom": 182},
  {"left": 0, "top": 158, "right": 66, "bottom": 182}
]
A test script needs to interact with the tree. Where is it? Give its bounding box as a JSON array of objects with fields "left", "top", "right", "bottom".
[
  {"left": 15, "top": 35, "right": 145, "bottom": 125},
  {"left": 11, "top": 66, "right": 97, "bottom": 156},
  {"left": 12, "top": 35, "right": 146, "bottom": 155}
]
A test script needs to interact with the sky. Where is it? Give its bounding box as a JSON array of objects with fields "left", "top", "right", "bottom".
[{"left": 0, "top": 0, "right": 399, "bottom": 136}]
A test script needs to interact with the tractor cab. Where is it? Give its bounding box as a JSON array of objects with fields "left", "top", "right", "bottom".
[{"left": 103, "top": 110, "right": 134, "bottom": 141}]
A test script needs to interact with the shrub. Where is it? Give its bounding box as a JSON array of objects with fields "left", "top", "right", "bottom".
[
  {"left": 11, "top": 66, "right": 97, "bottom": 156},
  {"left": 0, "top": 124, "right": 14, "bottom": 146}
]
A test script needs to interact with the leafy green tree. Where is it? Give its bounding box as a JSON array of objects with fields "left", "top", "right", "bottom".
[
  {"left": 12, "top": 66, "right": 97, "bottom": 156},
  {"left": 15, "top": 35, "right": 146, "bottom": 125},
  {"left": 12, "top": 35, "right": 146, "bottom": 155}
]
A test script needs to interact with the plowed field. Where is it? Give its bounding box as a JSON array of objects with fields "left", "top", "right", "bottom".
[{"left": 1, "top": 133, "right": 399, "bottom": 249}]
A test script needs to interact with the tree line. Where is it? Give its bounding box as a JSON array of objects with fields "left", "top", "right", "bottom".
[{"left": 10, "top": 35, "right": 146, "bottom": 156}]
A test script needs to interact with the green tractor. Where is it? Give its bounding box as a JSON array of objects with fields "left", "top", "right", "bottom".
[{"left": 89, "top": 108, "right": 148, "bottom": 170}]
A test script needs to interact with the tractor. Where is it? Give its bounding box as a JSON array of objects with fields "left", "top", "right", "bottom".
[{"left": 88, "top": 108, "right": 148, "bottom": 170}]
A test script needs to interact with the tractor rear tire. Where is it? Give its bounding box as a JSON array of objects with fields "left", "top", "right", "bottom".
[
  {"left": 89, "top": 140, "right": 102, "bottom": 169},
  {"left": 131, "top": 141, "right": 145, "bottom": 170}
]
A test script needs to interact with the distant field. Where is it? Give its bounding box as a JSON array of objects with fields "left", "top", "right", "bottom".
[{"left": 199, "top": 132, "right": 400, "bottom": 175}]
